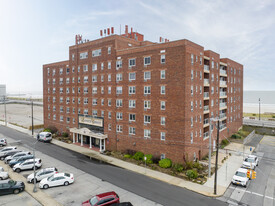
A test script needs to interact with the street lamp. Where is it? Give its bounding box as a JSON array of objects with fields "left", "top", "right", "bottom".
[
  {"left": 259, "top": 98, "right": 261, "bottom": 121},
  {"left": 33, "top": 140, "right": 38, "bottom": 192}
]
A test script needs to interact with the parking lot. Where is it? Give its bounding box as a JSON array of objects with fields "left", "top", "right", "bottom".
[{"left": 0, "top": 135, "right": 162, "bottom": 206}]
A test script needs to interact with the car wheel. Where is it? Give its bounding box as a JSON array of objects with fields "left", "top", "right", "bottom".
[
  {"left": 64, "top": 181, "right": 69, "bottom": 186},
  {"left": 31, "top": 178, "right": 37, "bottom": 183},
  {"left": 15, "top": 168, "right": 21, "bottom": 173},
  {"left": 0, "top": 177, "right": 3, "bottom": 180},
  {"left": 0, "top": 157, "right": 4, "bottom": 160},
  {"left": 13, "top": 189, "right": 20, "bottom": 194},
  {"left": 43, "top": 184, "right": 49, "bottom": 189}
]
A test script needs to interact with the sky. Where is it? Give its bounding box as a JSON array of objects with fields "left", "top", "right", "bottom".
[{"left": 0, "top": 0, "right": 275, "bottom": 94}]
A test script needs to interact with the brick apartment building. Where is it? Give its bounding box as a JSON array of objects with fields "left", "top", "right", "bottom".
[{"left": 43, "top": 26, "right": 243, "bottom": 163}]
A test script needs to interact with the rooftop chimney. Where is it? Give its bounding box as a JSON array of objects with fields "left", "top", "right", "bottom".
[{"left": 125, "top": 25, "right": 128, "bottom": 36}]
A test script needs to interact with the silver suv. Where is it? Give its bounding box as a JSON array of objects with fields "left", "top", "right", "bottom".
[
  {"left": 37, "top": 132, "right": 52, "bottom": 142},
  {"left": 0, "top": 139, "right": 7, "bottom": 147}
]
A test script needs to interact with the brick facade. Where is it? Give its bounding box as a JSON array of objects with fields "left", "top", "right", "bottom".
[{"left": 43, "top": 32, "right": 243, "bottom": 163}]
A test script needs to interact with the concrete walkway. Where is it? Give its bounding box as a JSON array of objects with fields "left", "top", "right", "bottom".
[{"left": 0, "top": 121, "right": 253, "bottom": 197}]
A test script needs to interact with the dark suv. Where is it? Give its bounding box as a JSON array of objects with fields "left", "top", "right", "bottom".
[
  {"left": 9, "top": 155, "right": 34, "bottom": 168},
  {"left": 0, "top": 150, "right": 21, "bottom": 161},
  {"left": 0, "top": 180, "right": 25, "bottom": 195}
]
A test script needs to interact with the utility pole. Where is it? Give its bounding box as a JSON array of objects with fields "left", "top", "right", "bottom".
[
  {"left": 259, "top": 98, "right": 261, "bottom": 121},
  {"left": 4, "top": 95, "right": 7, "bottom": 126},
  {"left": 208, "top": 119, "right": 212, "bottom": 178},
  {"left": 31, "top": 100, "right": 34, "bottom": 136},
  {"left": 214, "top": 120, "right": 220, "bottom": 195},
  {"left": 33, "top": 140, "right": 38, "bottom": 192}
]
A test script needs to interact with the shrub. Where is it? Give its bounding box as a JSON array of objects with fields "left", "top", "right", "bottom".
[
  {"left": 186, "top": 169, "right": 198, "bottom": 179},
  {"left": 143, "top": 154, "right": 153, "bottom": 164},
  {"left": 133, "top": 151, "right": 144, "bottom": 161},
  {"left": 159, "top": 158, "right": 172, "bottom": 168},
  {"left": 43, "top": 128, "right": 52, "bottom": 133},
  {"left": 47, "top": 125, "right": 58, "bottom": 134},
  {"left": 252, "top": 113, "right": 256, "bottom": 116},
  {"left": 125, "top": 149, "right": 136, "bottom": 156},
  {"left": 231, "top": 134, "right": 242, "bottom": 139},
  {"left": 193, "top": 162, "right": 203, "bottom": 171},
  {"left": 124, "top": 154, "right": 132, "bottom": 158},
  {"left": 62, "top": 132, "right": 69, "bottom": 137},
  {"left": 173, "top": 163, "right": 184, "bottom": 172},
  {"left": 185, "top": 161, "right": 193, "bottom": 170}
]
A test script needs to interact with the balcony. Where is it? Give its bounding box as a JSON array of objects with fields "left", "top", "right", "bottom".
[
  {"left": 220, "top": 80, "right": 227, "bottom": 87},
  {"left": 219, "top": 124, "right": 227, "bottom": 131},
  {"left": 219, "top": 113, "right": 226, "bottom": 120},
  {"left": 220, "top": 69, "right": 227, "bottom": 76},
  {"left": 203, "top": 132, "right": 209, "bottom": 139},
  {"left": 204, "top": 92, "right": 209, "bottom": 100},
  {"left": 219, "top": 102, "right": 227, "bottom": 110},
  {"left": 203, "top": 118, "right": 209, "bottom": 127},
  {"left": 220, "top": 91, "right": 227, "bottom": 98},
  {"left": 204, "top": 65, "right": 210, "bottom": 73},
  {"left": 204, "top": 105, "right": 209, "bottom": 114},
  {"left": 204, "top": 79, "right": 210, "bottom": 87}
]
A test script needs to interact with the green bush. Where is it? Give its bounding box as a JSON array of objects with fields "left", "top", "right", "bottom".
[
  {"left": 62, "top": 132, "right": 69, "bottom": 137},
  {"left": 133, "top": 151, "right": 144, "bottom": 161},
  {"left": 43, "top": 128, "right": 52, "bottom": 133},
  {"left": 252, "top": 114, "right": 256, "bottom": 116},
  {"left": 185, "top": 161, "right": 193, "bottom": 170},
  {"left": 159, "top": 158, "right": 172, "bottom": 168},
  {"left": 143, "top": 154, "right": 153, "bottom": 164},
  {"left": 124, "top": 154, "right": 132, "bottom": 158},
  {"left": 173, "top": 163, "right": 184, "bottom": 172},
  {"left": 231, "top": 134, "right": 242, "bottom": 139},
  {"left": 193, "top": 162, "right": 203, "bottom": 171},
  {"left": 221, "top": 139, "right": 230, "bottom": 148},
  {"left": 186, "top": 169, "right": 198, "bottom": 179}
]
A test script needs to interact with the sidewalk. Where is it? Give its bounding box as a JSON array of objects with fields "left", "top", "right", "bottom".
[{"left": 0, "top": 121, "right": 253, "bottom": 197}]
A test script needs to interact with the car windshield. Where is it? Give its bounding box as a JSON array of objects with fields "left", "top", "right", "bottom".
[
  {"left": 47, "top": 175, "right": 54, "bottom": 181},
  {"left": 235, "top": 171, "right": 246, "bottom": 177},
  {"left": 8, "top": 180, "right": 16, "bottom": 186},
  {"left": 89, "top": 197, "right": 99, "bottom": 206},
  {"left": 245, "top": 158, "right": 254, "bottom": 163}
]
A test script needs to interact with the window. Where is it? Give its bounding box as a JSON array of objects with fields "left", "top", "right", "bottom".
[
  {"left": 129, "top": 100, "right": 136, "bottom": 108},
  {"left": 161, "top": 116, "right": 166, "bottom": 125},
  {"left": 129, "top": 73, "right": 136, "bottom": 81},
  {"left": 60, "top": 106, "right": 64, "bottom": 112},
  {"left": 116, "top": 112, "right": 123, "bottom": 120},
  {"left": 144, "top": 100, "right": 151, "bottom": 109},
  {"left": 160, "top": 132, "right": 165, "bottom": 140},
  {"left": 144, "top": 71, "right": 151, "bottom": 80},
  {"left": 84, "top": 109, "right": 88, "bottom": 115},
  {"left": 101, "top": 86, "right": 104, "bottom": 94},
  {"left": 92, "top": 49, "right": 101, "bottom": 57},
  {"left": 191, "top": 132, "right": 193, "bottom": 144},
  {"left": 59, "top": 68, "right": 63, "bottom": 75},
  {"left": 92, "top": 98, "right": 97, "bottom": 105},
  {"left": 78, "top": 77, "right": 80, "bottom": 83},
  {"left": 66, "top": 97, "right": 70, "bottom": 104},
  {"left": 59, "top": 78, "right": 63, "bottom": 85},
  {"left": 60, "top": 116, "right": 63, "bottom": 122},
  {"left": 53, "top": 114, "right": 56, "bottom": 120},
  {"left": 116, "top": 86, "right": 122, "bottom": 94},
  {"left": 108, "top": 74, "right": 111, "bottom": 82},
  {"left": 129, "top": 58, "right": 136, "bottom": 67},
  {"left": 116, "top": 99, "right": 122, "bottom": 107},
  {"left": 116, "top": 73, "right": 122, "bottom": 82},
  {"left": 200, "top": 71, "right": 202, "bottom": 80},
  {"left": 108, "top": 123, "right": 112, "bottom": 130},
  {"left": 161, "top": 55, "right": 165, "bottom": 64},
  {"left": 200, "top": 57, "right": 202, "bottom": 65},
  {"left": 101, "top": 111, "right": 104, "bottom": 117},
  {"left": 144, "top": 56, "right": 151, "bottom": 65},
  {"left": 83, "top": 65, "right": 88, "bottom": 72},
  {"left": 101, "top": 99, "right": 104, "bottom": 106},
  {"left": 101, "top": 75, "right": 104, "bottom": 82},
  {"left": 129, "top": 127, "right": 136, "bottom": 135},
  {"left": 144, "top": 129, "right": 151, "bottom": 138},
  {"left": 84, "top": 76, "right": 88, "bottom": 83},
  {"left": 160, "top": 154, "right": 165, "bottom": 160},
  {"left": 72, "top": 66, "right": 75, "bottom": 73},
  {"left": 116, "top": 125, "right": 122, "bottom": 133},
  {"left": 161, "top": 70, "right": 166, "bottom": 79},
  {"left": 129, "top": 86, "right": 136, "bottom": 94},
  {"left": 200, "top": 86, "right": 202, "bottom": 94},
  {"left": 211, "top": 86, "right": 214, "bottom": 94},
  {"left": 66, "top": 78, "right": 70, "bottom": 84},
  {"left": 92, "top": 75, "right": 97, "bottom": 82},
  {"left": 66, "top": 67, "right": 70, "bottom": 74},
  {"left": 108, "top": 86, "right": 111, "bottom": 94},
  {"left": 108, "top": 99, "right": 111, "bottom": 106},
  {"left": 191, "top": 70, "right": 193, "bottom": 80},
  {"left": 84, "top": 87, "right": 88, "bottom": 94},
  {"left": 108, "top": 61, "right": 111, "bottom": 69},
  {"left": 144, "top": 115, "right": 151, "bottom": 124},
  {"left": 53, "top": 69, "right": 56, "bottom": 76},
  {"left": 60, "top": 97, "right": 63, "bottom": 103},
  {"left": 116, "top": 60, "right": 122, "bottom": 69},
  {"left": 191, "top": 54, "right": 194, "bottom": 65},
  {"left": 161, "top": 101, "right": 166, "bottom": 110},
  {"left": 80, "top": 52, "right": 88, "bottom": 59},
  {"left": 66, "top": 107, "right": 70, "bottom": 113},
  {"left": 92, "top": 110, "right": 97, "bottom": 116},
  {"left": 101, "top": 62, "right": 104, "bottom": 70},
  {"left": 108, "top": 46, "right": 111, "bottom": 54},
  {"left": 212, "top": 61, "right": 214, "bottom": 69},
  {"left": 53, "top": 97, "right": 56, "bottom": 103},
  {"left": 191, "top": 117, "right": 193, "bottom": 127},
  {"left": 160, "top": 86, "right": 166, "bottom": 94},
  {"left": 84, "top": 98, "right": 88, "bottom": 105},
  {"left": 191, "top": 101, "right": 193, "bottom": 111},
  {"left": 92, "top": 64, "right": 97, "bottom": 72},
  {"left": 211, "top": 74, "right": 214, "bottom": 82},
  {"left": 191, "top": 86, "right": 193, "bottom": 96},
  {"left": 78, "top": 87, "right": 80, "bottom": 94},
  {"left": 92, "top": 87, "right": 97, "bottom": 94},
  {"left": 144, "top": 86, "right": 151, "bottom": 94},
  {"left": 129, "top": 114, "right": 136, "bottom": 121}
]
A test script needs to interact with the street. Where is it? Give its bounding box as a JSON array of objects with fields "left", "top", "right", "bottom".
[
  {"left": 0, "top": 125, "right": 227, "bottom": 206},
  {"left": 220, "top": 135, "right": 275, "bottom": 206}
]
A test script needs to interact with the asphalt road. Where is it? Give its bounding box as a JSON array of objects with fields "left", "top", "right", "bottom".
[
  {"left": 0, "top": 125, "right": 227, "bottom": 206},
  {"left": 243, "top": 119, "right": 275, "bottom": 128}
]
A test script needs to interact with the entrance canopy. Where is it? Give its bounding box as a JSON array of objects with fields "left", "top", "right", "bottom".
[{"left": 69, "top": 127, "right": 107, "bottom": 140}]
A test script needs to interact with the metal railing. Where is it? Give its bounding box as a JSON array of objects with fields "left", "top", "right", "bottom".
[
  {"left": 220, "top": 102, "right": 227, "bottom": 108},
  {"left": 220, "top": 81, "right": 227, "bottom": 86},
  {"left": 204, "top": 92, "right": 209, "bottom": 98},
  {"left": 220, "top": 91, "right": 226, "bottom": 97},
  {"left": 219, "top": 113, "right": 226, "bottom": 119},
  {"left": 204, "top": 65, "right": 210, "bottom": 72},
  {"left": 204, "top": 118, "right": 209, "bottom": 125},
  {"left": 204, "top": 105, "right": 209, "bottom": 111},
  {"left": 220, "top": 70, "right": 227, "bottom": 75},
  {"left": 204, "top": 79, "right": 210, "bottom": 85},
  {"left": 204, "top": 132, "right": 209, "bottom": 139}
]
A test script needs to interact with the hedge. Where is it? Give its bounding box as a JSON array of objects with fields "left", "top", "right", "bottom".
[
  {"left": 159, "top": 158, "right": 172, "bottom": 168},
  {"left": 133, "top": 152, "right": 144, "bottom": 161},
  {"left": 186, "top": 169, "right": 198, "bottom": 179}
]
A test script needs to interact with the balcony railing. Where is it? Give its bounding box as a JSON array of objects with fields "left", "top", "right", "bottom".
[
  {"left": 204, "top": 118, "right": 209, "bottom": 125},
  {"left": 220, "top": 70, "right": 227, "bottom": 75},
  {"left": 220, "top": 102, "right": 227, "bottom": 108},
  {"left": 219, "top": 113, "right": 226, "bottom": 119},
  {"left": 219, "top": 124, "right": 226, "bottom": 130},
  {"left": 204, "top": 65, "right": 210, "bottom": 72},
  {"left": 204, "top": 92, "right": 209, "bottom": 98},
  {"left": 220, "top": 81, "right": 227, "bottom": 86},
  {"left": 220, "top": 92, "right": 226, "bottom": 97},
  {"left": 204, "top": 105, "right": 209, "bottom": 111},
  {"left": 204, "top": 132, "right": 209, "bottom": 139},
  {"left": 204, "top": 79, "right": 210, "bottom": 85}
]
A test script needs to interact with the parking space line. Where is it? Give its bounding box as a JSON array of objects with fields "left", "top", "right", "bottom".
[{"left": 228, "top": 186, "right": 274, "bottom": 200}]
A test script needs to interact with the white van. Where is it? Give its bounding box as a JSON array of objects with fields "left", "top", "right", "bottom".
[{"left": 37, "top": 132, "right": 52, "bottom": 142}]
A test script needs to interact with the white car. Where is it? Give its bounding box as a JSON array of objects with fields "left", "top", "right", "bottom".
[
  {"left": 242, "top": 155, "right": 258, "bottom": 170},
  {"left": 37, "top": 132, "right": 52, "bottom": 142},
  {"left": 39, "top": 173, "right": 74, "bottom": 189},
  {"left": 232, "top": 168, "right": 249, "bottom": 187},
  {"left": 4, "top": 151, "right": 31, "bottom": 164},
  {"left": 0, "top": 146, "right": 17, "bottom": 156},
  {"left": 0, "top": 170, "right": 9, "bottom": 180},
  {"left": 0, "top": 138, "right": 7, "bottom": 147},
  {"left": 27, "top": 167, "right": 58, "bottom": 183},
  {"left": 13, "top": 158, "right": 42, "bottom": 173}
]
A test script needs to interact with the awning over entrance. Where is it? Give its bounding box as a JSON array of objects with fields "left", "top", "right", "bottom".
[{"left": 69, "top": 127, "right": 107, "bottom": 152}]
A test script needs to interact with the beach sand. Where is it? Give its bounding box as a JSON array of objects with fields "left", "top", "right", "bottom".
[{"left": 244, "top": 103, "right": 275, "bottom": 114}]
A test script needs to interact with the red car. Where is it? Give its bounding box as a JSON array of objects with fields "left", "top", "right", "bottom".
[{"left": 82, "top": 191, "right": 120, "bottom": 206}]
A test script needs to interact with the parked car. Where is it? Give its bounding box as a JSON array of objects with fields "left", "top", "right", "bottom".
[
  {"left": 0, "top": 166, "right": 4, "bottom": 172},
  {"left": 9, "top": 155, "right": 34, "bottom": 168},
  {"left": 37, "top": 132, "right": 52, "bottom": 142},
  {"left": 231, "top": 168, "right": 250, "bottom": 187},
  {"left": 110, "top": 203, "right": 133, "bottom": 206},
  {"left": 27, "top": 167, "right": 58, "bottom": 183},
  {"left": 4, "top": 151, "right": 30, "bottom": 164},
  {"left": 0, "top": 169, "right": 9, "bottom": 180},
  {"left": 0, "top": 180, "right": 25, "bottom": 195},
  {"left": 0, "top": 146, "right": 17, "bottom": 157},
  {"left": 13, "top": 158, "right": 42, "bottom": 173},
  {"left": 0, "top": 150, "right": 22, "bottom": 161},
  {"left": 39, "top": 173, "right": 74, "bottom": 189},
  {"left": 82, "top": 191, "right": 120, "bottom": 206},
  {"left": 242, "top": 155, "right": 259, "bottom": 170},
  {"left": 0, "top": 138, "right": 7, "bottom": 147}
]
